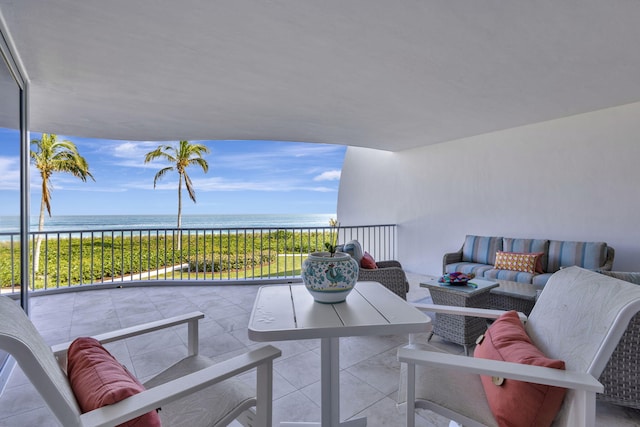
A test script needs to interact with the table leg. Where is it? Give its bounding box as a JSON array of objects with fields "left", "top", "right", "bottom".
[
  {"left": 322, "top": 337, "right": 341, "bottom": 426},
  {"left": 282, "top": 338, "right": 366, "bottom": 427}
]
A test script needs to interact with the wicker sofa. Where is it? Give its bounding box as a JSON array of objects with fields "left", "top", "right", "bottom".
[
  {"left": 597, "top": 271, "right": 640, "bottom": 410},
  {"left": 443, "top": 235, "right": 615, "bottom": 285}
]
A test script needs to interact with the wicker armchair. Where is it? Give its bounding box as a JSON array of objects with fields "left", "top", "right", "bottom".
[
  {"left": 338, "top": 240, "right": 409, "bottom": 300},
  {"left": 597, "top": 271, "right": 640, "bottom": 410},
  {"left": 358, "top": 260, "right": 410, "bottom": 300}
]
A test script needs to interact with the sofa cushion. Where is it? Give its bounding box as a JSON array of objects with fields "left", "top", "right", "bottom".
[
  {"left": 483, "top": 268, "right": 536, "bottom": 284},
  {"left": 502, "top": 238, "right": 549, "bottom": 273},
  {"left": 67, "top": 337, "right": 161, "bottom": 426},
  {"left": 445, "top": 262, "right": 493, "bottom": 278},
  {"left": 546, "top": 240, "right": 606, "bottom": 273},
  {"left": 494, "top": 251, "right": 543, "bottom": 274},
  {"left": 474, "top": 311, "right": 567, "bottom": 427},
  {"left": 462, "top": 235, "right": 503, "bottom": 265},
  {"left": 532, "top": 273, "right": 553, "bottom": 286}
]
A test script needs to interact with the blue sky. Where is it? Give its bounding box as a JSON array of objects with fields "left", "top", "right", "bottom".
[{"left": 0, "top": 129, "right": 346, "bottom": 216}]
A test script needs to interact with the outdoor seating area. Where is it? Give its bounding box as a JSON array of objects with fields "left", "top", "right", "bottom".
[
  {"left": 0, "top": 296, "right": 280, "bottom": 427},
  {"left": 401, "top": 267, "right": 640, "bottom": 427},
  {"left": 421, "top": 268, "right": 640, "bottom": 413},
  {"left": 444, "top": 235, "right": 615, "bottom": 285},
  {"left": 4, "top": 3, "right": 640, "bottom": 426},
  {"left": 1, "top": 274, "right": 639, "bottom": 426}
]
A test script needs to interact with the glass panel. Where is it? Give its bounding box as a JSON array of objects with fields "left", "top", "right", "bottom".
[{"left": 0, "top": 44, "right": 21, "bottom": 381}]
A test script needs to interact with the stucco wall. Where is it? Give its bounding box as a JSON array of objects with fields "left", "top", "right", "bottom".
[{"left": 337, "top": 101, "right": 640, "bottom": 275}]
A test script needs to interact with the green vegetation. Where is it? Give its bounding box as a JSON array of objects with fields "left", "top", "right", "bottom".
[{"left": 0, "top": 229, "right": 335, "bottom": 290}]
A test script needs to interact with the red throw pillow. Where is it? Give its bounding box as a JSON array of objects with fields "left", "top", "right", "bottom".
[
  {"left": 474, "top": 311, "right": 566, "bottom": 427},
  {"left": 360, "top": 252, "right": 378, "bottom": 269},
  {"left": 67, "top": 337, "right": 162, "bottom": 427}
]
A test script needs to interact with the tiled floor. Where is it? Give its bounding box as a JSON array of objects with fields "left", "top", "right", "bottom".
[{"left": 1, "top": 273, "right": 639, "bottom": 426}]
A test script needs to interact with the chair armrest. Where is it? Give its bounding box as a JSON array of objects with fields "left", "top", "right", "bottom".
[
  {"left": 398, "top": 347, "right": 603, "bottom": 392},
  {"left": 52, "top": 312, "right": 205, "bottom": 366},
  {"left": 79, "top": 344, "right": 282, "bottom": 427},
  {"left": 412, "top": 302, "right": 528, "bottom": 323},
  {"left": 600, "top": 246, "right": 615, "bottom": 271},
  {"left": 376, "top": 260, "right": 402, "bottom": 269},
  {"left": 442, "top": 247, "right": 463, "bottom": 274}
]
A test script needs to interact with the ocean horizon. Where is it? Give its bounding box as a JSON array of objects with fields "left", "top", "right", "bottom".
[{"left": 0, "top": 213, "right": 336, "bottom": 234}]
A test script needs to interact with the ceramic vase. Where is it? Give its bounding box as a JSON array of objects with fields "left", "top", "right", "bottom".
[{"left": 301, "top": 251, "right": 359, "bottom": 303}]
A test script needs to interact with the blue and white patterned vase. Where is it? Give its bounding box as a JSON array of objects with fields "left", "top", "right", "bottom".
[{"left": 301, "top": 251, "right": 359, "bottom": 303}]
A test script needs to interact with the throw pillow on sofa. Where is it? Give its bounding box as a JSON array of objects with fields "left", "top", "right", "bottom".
[
  {"left": 494, "top": 251, "right": 544, "bottom": 274},
  {"left": 502, "top": 238, "right": 549, "bottom": 273}
]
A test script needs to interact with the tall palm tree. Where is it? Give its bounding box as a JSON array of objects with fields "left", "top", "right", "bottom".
[
  {"left": 30, "top": 134, "right": 94, "bottom": 273},
  {"left": 144, "top": 140, "right": 210, "bottom": 249}
]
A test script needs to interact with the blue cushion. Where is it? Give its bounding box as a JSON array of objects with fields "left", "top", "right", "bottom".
[
  {"left": 445, "top": 262, "right": 493, "bottom": 278},
  {"left": 546, "top": 240, "right": 606, "bottom": 272},
  {"left": 532, "top": 273, "right": 553, "bottom": 286},
  {"left": 483, "top": 268, "right": 536, "bottom": 284},
  {"left": 340, "top": 240, "right": 363, "bottom": 262},
  {"left": 462, "top": 235, "right": 503, "bottom": 265},
  {"left": 503, "top": 238, "right": 549, "bottom": 273}
]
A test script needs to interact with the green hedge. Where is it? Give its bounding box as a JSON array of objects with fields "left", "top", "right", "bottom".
[{"left": 0, "top": 229, "right": 334, "bottom": 289}]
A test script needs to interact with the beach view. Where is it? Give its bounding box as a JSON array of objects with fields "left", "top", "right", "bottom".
[{"left": 0, "top": 132, "right": 349, "bottom": 292}]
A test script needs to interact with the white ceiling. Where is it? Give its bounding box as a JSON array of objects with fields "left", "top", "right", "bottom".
[{"left": 2, "top": 1, "right": 640, "bottom": 151}]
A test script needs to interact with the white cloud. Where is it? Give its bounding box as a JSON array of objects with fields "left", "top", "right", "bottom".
[
  {"left": 126, "top": 175, "right": 337, "bottom": 193},
  {"left": 103, "top": 140, "right": 175, "bottom": 169},
  {"left": 0, "top": 157, "right": 20, "bottom": 190},
  {"left": 112, "top": 141, "right": 166, "bottom": 158},
  {"left": 313, "top": 170, "right": 341, "bottom": 181}
]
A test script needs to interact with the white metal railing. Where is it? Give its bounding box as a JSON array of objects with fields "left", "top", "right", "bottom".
[{"left": 0, "top": 224, "right": 396, "bottom": 293}]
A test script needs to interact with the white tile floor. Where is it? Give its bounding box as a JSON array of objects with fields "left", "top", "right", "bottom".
[{"left": 0, "top": 273, "right": 639, "bottom": 426}]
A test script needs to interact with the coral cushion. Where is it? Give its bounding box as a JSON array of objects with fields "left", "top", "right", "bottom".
[
  {"left": 67, "top": 337, "right": 162, "bottom": 427},
  {"left": 474, "top": 311, "right": 566, "bottom": 427},
  {"left": 494, "top": 251, "right": 544, "bottom": 274},
  {"left": 360, "top": 252, "right": 378, "bottom": 269}
]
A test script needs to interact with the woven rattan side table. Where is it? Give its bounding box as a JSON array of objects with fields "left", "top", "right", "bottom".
[{"left": 420, "top": 277, "right": 499, "bottom": 355}]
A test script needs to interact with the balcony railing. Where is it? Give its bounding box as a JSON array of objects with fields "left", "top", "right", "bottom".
[{"left": 0, "top": 224, "right": 396, "bottom": 294}]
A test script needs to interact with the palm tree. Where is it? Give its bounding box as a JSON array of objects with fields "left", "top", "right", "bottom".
[
  {"left": 144, "top": 140, "right": 210, "bottom": 249},
  {"left": 30, "top": 134, "right": 94, "bottom": 273}
]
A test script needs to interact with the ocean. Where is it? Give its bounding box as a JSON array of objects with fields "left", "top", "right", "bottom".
[{"left": 0, "top": 213, "right": 336, "bottom": 234}]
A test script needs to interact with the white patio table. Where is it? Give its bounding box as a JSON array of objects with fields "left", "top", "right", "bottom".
[{"left": 248, "top": 281, "right": 432, "bottom": 427}]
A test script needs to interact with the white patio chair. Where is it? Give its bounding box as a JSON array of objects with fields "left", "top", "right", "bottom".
[
  {"left": 0, "top": 295, "right": 281, "bottom": 427},
  {"left": 398, "top": 266, "right": 640, "bottom": 427}
]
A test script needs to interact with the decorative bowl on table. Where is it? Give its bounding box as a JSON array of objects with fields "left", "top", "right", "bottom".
[{"left": 438, "top": 272, "right": 475, "bottom": 286}]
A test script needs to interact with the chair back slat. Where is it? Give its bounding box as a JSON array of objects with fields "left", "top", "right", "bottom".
[{"left": 0, "top": 297, "right": 82, "bottom": 426}]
